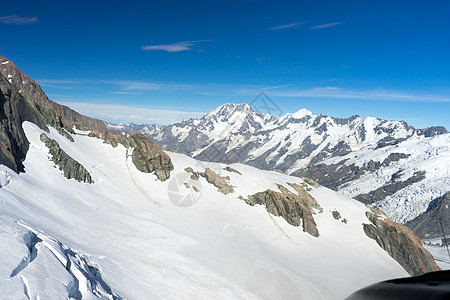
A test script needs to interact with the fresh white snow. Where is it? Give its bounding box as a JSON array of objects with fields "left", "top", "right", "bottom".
[{"left": 0, "top": 121, "right": 411, "bottom": 299}]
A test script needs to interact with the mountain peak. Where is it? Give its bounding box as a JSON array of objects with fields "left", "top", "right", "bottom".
[
  {"left": 213, "top": 102, "right": 252, "bottom": 114},
  {"left": 291, "top": 108, "right": 313, "bottom": 119}
]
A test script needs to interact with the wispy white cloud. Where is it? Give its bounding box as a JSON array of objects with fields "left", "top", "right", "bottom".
[
  {"left": 237, "top": 84, "right": 294, "bottom": 94},
  {"left": 269, "top": 21, "right": 306, "bottom": 31},
  {"left": 103, "top": 80, "right": 203, "bottom": 91},
  {"left": 310, "top": 22, "right": 346, "bottom": 30},
  {"left": 38, "top": 77, "right": 294, "bottom": 96},
  {"left": 36, "top": 79, "right": 86, "bottom": 90},
  {"left": 37, "top": 79, "right": 80, "bottom": 84},
  {"left": 109, "top": 91, "right": 142, "bottom": 95},
  {"left": 269, "top": 87, "right": 450, "bottom": 102},
  {"left": 104, "top": 80, "right": 163, "bottom": 90},
  {"left": 0, "top": 15, "right": 38, "bottom": 25},
  {"left": 58, "top": 102, "right": 206, "bottom": 124},
  {"left": 141, "top": 40, "right": 212, "bottom": 52}
]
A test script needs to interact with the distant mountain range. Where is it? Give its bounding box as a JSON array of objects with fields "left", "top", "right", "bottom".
[{"left": 107, "top": 103, "right": 450, "bottom": 224}]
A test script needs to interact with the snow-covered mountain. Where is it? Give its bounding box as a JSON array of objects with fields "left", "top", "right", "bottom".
[
  {"left": 122, "top": 103, "right": 450, "bottom": 224},
  {"left": 0, "top": 57, "right": 442, "bottom": 298}
]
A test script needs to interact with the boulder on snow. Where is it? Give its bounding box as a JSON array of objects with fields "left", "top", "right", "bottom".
[{"left": 242, "top": 183, "right": 322, "bottom": 237}]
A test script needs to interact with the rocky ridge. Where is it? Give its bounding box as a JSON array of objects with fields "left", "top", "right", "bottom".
[
  {"left": 0, "top": 56, "right": 174, "bottom": 182},
  {"left": 0, "top": 56, "right": 106, "bottom": 133},
  {"left": 241, "top": 183, "right": 322, "bottom": 237},
  {"left": 363, "top": 207, "right": 441, "bottom": 276}
]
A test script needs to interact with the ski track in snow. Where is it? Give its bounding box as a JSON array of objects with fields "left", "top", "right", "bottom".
[{"left": 125, "top": 147, "right": 161, "bottom": 208}]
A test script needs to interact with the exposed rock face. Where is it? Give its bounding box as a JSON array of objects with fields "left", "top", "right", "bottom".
[
  {"left": 406, "top": 192, "right": 450, "bottom": 239},
  {"left": 132, "top": 134, "right": 173, "bottom": 182},
  {"left": 199, "top": 168, "right": 234, "bottom": 194},
  {"left": 40, "top": 133, "right": 93, "bottom": 183},
  {"left": 223, "top": 166, "right": 242, "bottom": 175},
  {"left": 184, "top": 167, "right": 200, "bottom": 180},
  {"left": 0, "top": 56, "right": 106, "bottom": 133},
  {"left": 416, "top": 126, "right": 448, "bottom": 137},
  {"left": 0, "top": 73, "right": 48, "bottom": 172},
  {"left": 101, "top": 131, "right": 173, "bottom": 181},
  {"left": 242, "top": 183, "right": 322, "bottom": 237},
  {"left": 332, "top": 210, "right": 342, "bottom": 220},
  {"left": 363, "top": 207, "right": 440, "bottom": 276}
]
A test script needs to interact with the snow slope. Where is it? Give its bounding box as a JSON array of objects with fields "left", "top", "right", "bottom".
[{"left": 0, "top": 122, "right": 409, "bottom": 299}]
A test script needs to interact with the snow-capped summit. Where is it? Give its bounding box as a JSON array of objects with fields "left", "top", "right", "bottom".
[
  {"left": 200, "top": 103, "right": 277, "bottom": 135},
  {"left": 291, "top": 108, "right": 313, "bottom": 119}
]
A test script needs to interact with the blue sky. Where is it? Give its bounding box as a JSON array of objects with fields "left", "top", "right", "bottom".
[{"left": 1, "top": 0, "right": 449, "bottom": 128}]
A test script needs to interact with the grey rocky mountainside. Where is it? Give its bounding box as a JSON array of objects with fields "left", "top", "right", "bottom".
[
  {"left": 110, "top": 103, "right": 450, "bottom": 224},
  {"left": 0, "top": 56, "right": 173, "bottom": 181},
  {"left": 406, "top": 192, "right": 450, "bottom": 240}
]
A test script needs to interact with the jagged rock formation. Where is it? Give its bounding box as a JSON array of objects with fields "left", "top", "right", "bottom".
[
  {"left": 332, "top": 210, "right": 342, "bottom": 220},
  {"left": 40, "top": 134, "right": 93, "bottom": 183},
  {"left": 241, "top": 183, "right": 322, "bottom": 237},
  {"left": 223, "top": 166, "right": 242, "bottom": 175},
  {"left": 0, "top": 56, "right": 106, "bottom": 133},
  {"left": 406, "top": 192, "right": 450, "bottom": 239},
  {"left": 199, "top": 168, "right": 234, "bottom": 194},
  {"left": 184, "top": 167, "right": 200, "bottom": 180},
  {"left": 0, "top": 74, "right": 48, "bottom": 172},
  {"left": 363, "top": 207, "right": 441, "bottom": 276}
]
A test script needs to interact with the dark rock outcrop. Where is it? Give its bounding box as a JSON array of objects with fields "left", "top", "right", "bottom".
[
  {"left": 363, "top": 207, "right": 440, "bottom": 276},
  {"left": 100, "top": 131, "right": 173, "bottom": 181},
  {"left": 416, "top": 126, "right": 448, "bottom": 137},
  {"left": 0, "top": 56, "right": 106, "bottom": 133},
  {"left": 198, "top": 168, "right": 234, "bottom": 194},
  {"left": 0, "top": 73, "right": 48, "bottom": 172},
  {"left": 184, "top": 167, "right": 200, "bottom": 180},
  {"left": 40, "top": 133, "right": 93, "bottom": 183},
  {"left": 332, "top": 210, "right": 342, "bottom": 220},
  {"left": 242, "top": 183, "right": 322, "bottom": 237},
  {"left": 406, "top": 192, "right": 450, "bottom": 239},
  {"left": 223, "top": 166, "right": 242, "bottom": 175}
]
